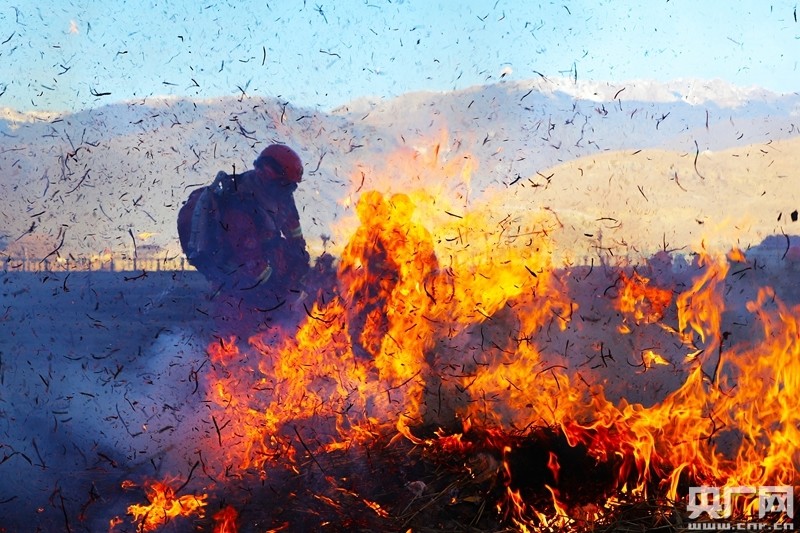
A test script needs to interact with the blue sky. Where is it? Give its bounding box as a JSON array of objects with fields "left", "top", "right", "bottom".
[{"left": 1, "top": 0, "right": 798, "bottom": 113}]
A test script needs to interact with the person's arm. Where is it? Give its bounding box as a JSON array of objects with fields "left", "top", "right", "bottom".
[
  {"left": 254, "top": 181, "right": 304, "bottom": 244},
  {"left": 282, "top": 192, "right": 305, "bottom": 243},
  {"left": 278, "top": 187, "right": 310, "bottom": 268}
]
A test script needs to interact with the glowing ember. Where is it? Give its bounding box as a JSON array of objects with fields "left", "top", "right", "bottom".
[{"left": 108, "top": 516, "right": 124, "bottom": 531}]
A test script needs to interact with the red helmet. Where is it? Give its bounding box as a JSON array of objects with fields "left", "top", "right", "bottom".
[{"left": 255, "top": 144, "right": 303, "bottom": 183}]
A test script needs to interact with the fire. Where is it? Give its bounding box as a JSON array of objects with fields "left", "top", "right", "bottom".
[
  {"left": 641, "top": 349, "right": 670, "bottom": 368},
  {"left": 124, "top": 479, "right": 208, "bottom": 531},
  {"left": 675, "top": 249, "right": 729, "bottom": 365},
  {"left": 129, "top": 138, "right": 798, "bottom": 531},
  {"left": 212, "top": 505, "right": 238, "bottom": 533},
  {"left": 108, "top": 516, "right": 123, "bottom": 531},
  {"left": 556, "top": 251, "right": 800, "bottom": 515},
  {"left": 615, "top": 270, "right": 673, "bottom": 325}
]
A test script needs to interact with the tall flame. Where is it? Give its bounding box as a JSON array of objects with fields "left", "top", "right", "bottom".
[{"left": 144, "top": 139, "right": 799, "bottom": 530}]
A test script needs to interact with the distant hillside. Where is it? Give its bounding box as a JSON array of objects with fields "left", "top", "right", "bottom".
[
  {"left": 1, "top": 78, "right": 798, "bottom": 262},
  {"left": 499, "top": 136, "right": 800, "bottom": 261}
]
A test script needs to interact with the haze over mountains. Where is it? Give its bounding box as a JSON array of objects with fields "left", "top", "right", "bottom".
[{"left": 1, "top": 77, "right": 798, "bottom": 263}]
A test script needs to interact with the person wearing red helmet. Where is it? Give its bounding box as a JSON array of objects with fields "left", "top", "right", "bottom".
[{"left": 178, "top": 144, "right": 310, "bottom": 300}]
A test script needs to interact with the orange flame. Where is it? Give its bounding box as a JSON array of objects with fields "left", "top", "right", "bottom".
[
  {"left": 108, "top": 516, "right": 123, "bottom": 531},
  {"left": 615, "top": 271, "right": 672, "bottom": 325},
  {"left": 189, "top": 138, "right": 799, "bottom": 529},
  {"left": 676, "top": 250, "right": 728, "bottom": 364},
  {"left": 212, "top": 505, "right": 238, "bottom": 533},
  {"left": 126, "top": 479, "right": 207, "bottom": 531}
]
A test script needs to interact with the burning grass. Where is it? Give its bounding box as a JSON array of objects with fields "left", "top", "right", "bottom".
[
  {"left": 112, "top": 422, "right": 792, "bottom": 532},
  {"left": 15, "top": 143, "right": 790, "bottom": 531},
  {"left": 103, "top": 184, "right": 799, "bottom": 532}
]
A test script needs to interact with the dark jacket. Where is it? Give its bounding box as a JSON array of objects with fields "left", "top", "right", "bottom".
[{"left": 178, "top": 169, "right": 308, "bottom": 288}]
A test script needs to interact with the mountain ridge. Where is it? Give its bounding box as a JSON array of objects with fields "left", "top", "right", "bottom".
[{"left": 1, "top": 79, "right": 798, "bottom": 261}]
